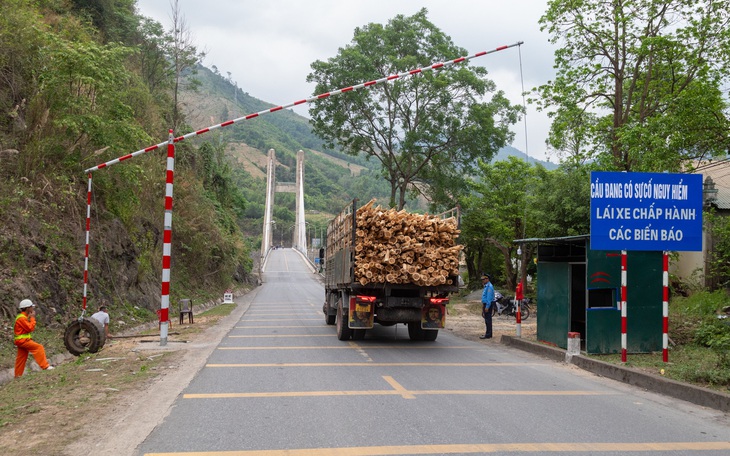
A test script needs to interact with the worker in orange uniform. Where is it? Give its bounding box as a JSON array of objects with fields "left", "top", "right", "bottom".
[{"left": 14, "top": 299, "right": 54, "bottom": 377}]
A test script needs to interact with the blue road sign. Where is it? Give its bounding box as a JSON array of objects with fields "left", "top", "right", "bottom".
[{"left": 590, "top": 171, "right": 703, "bottom": 251}]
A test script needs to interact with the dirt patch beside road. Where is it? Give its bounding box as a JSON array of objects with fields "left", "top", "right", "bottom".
[
  {"left": 445, "top": 299, "right": 537, "bottom": 342},
  {"left": 0, "top": 298, "right": 251, "bottom": 456}
]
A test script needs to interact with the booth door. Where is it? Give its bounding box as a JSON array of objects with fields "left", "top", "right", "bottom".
[
  {"left": 586, "top": 291, "right": 621, "bottom": 354},
  {"left": 537, "top": 262, "right": 571, "bottom": 349}
]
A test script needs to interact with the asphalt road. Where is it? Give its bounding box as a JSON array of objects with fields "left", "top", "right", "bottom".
[{"left": 136, "top": 248, "right": 730, "bottom": 456}]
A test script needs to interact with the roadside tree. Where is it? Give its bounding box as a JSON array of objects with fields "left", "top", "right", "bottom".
[
  {"left": 462, "top": 159, "right": 592, "bottom": 291},
  {"left": 307, "top": 8, "right": 521, "bottom": 210},
  {"left": 537, "top": 0, "right": 730, "bottom": 171},
  {"left": 462, "top": 157, "right": 538, "bottom": 291}
]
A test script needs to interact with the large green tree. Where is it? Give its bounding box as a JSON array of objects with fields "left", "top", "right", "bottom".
[
  {"left": 307, "top": 9, "right": 520, "bottom": 210},
  {"left": 530, "top": 163, "right": 591, "bottom": 239},
  {"left": 537, "top": 0, "right": 730, "bottom": 171},
  {"left": 462, "top": 157, "right": 538, "bottom": 291},
  {"left": 462, "top": 158, "right": 592, "bottom": 291}
]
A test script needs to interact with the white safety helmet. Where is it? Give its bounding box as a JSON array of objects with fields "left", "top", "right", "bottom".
[{"left": 19, "top": 299, "right": 34, "bottom": 310}]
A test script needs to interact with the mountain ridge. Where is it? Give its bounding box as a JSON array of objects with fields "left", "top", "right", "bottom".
[{"left": 182, "top": 64, "right": 558, "bottom": 210}]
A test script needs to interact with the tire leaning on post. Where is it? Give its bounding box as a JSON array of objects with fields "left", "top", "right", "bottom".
[{"left": 64, "top": 317, "right": 107, "bottom": 356}]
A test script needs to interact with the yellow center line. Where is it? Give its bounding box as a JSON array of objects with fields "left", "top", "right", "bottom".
[
  {"left": 142, "top": 441, "right": 730, "bottom": 455},
  {"left": 246, "top": 312, "right": 319, "bottom": 315},
  {"left": 382, "top": 375, "right": 415, "bottom": 399},
  {"left": 247, "top": 307, "right": 319, "bottom": 310},
  {"left": 228, "top": 334, "right": 336, "bottom": 338},
  {"left": 235, "top": 326, "right": 327, "bottom": 329},
  {"left": 349, "top": 340, "right": 373, "bottom": 362},
  {"left": 217, "top": 346, "right": 477, "bottom": 350},
  {"left": 184, "top": 390, "right": 403, "bottom": 399},
  {"left": 242, "top": 318, "right": 323, "bottom": 321},
  {"left": 206, "top": 362, "right": 534, "bottom": 367},
  {"left": 183, "top": 390, "right": 612, "bottom": 400},
  {"left": 245, "top": 303, "right": 310, "bottom": 305}
]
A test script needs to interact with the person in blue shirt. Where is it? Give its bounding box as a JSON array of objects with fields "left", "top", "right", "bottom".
[{"left": 480, "top": 274, "right": 494, "bottom": 339}]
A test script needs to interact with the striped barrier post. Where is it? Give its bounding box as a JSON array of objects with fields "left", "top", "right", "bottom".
[
  {"left": 80, "top": 42, "right": 523, "bottom": 346},
  {"left": 662, "top": 251, "right": 669, "bottom": 362},
  {"left": 514, "top": 280, "right": 523, "bottom": 338},
  {"left": 621, "top": 250, "right": 628, "bottom": 363},
  {"left": 159, "top": 130, "right": 175, "bottom": 345},
  {"left": 81, "top": 173, "right": 93, "bottom": 318}
]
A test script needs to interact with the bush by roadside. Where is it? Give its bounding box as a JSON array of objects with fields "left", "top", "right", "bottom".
[{"left": 588, "top": 290, "right": 730, "bottom": 392}]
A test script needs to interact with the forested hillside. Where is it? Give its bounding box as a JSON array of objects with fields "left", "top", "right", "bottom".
[
  {"left": 0, "top": 0, "right": 405, "bottom": 335},
  {"left": 0, "top": 0, "right": 259, "bottom": 332},
  {"left": 178, "top": 64, "right": 408, "bottom": 218}
]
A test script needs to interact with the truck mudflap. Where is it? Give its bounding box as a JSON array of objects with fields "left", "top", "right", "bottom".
[
  {"left": 348, "top": 295, "right": 375, "bottom": 329},
  {"left": 421, "top": 297, "right": 448, "bottom": 330}
]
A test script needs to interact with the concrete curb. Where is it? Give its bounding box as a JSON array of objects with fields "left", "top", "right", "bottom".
[{"left": 501, "top": 335, "right": 730, "bottom": 413}]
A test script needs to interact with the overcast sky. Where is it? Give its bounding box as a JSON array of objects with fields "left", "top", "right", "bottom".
[{"left": 136, "top": 0, "right": 556, "bottom": 162}]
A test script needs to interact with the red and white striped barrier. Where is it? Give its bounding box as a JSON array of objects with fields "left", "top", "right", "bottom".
[
  {"left": 662, "top": 251, "right": 669, "bottom": 362},
  {"left": 158, "top": 130, "right": 175, "bottom": 344},
  {"left": 81, "top": 174, "right": 93, "bottom": 316},
  {"left": 621, "top": 250, "right": 628, "bottom": 363},
  {"left": 80, "top": 42, "right": 523, "bottom": 345},
  {"left": 83, "top": 42, "right": 523, "bottom": 175},
  {"left": 515, "top": 290, "right": 522, "bottom": 337}
]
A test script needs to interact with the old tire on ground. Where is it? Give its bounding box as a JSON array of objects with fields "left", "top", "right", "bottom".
[
  {"left": 423, "top": 329, "right": 438, "bottom": 341},
  {"left": 335, "top": 299, "right": 352, "bottom": 341},
  {"left": 351, "top": 329, "right": 366, "bottom": 340},
  {"left": 64, "top": 318, "right": 106, "bottom": 356},
  {"left": 408, "top": 322, "right": 424, "bottom": 341}
]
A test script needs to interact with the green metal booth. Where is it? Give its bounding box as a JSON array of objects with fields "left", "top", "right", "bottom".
[{"left": 516, "top": 235, "right": 663, "bottom": 354}]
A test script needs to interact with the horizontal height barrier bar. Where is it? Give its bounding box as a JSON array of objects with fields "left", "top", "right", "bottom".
[{"left": 84, "top": 41, "right": 523, "bottom": 174}]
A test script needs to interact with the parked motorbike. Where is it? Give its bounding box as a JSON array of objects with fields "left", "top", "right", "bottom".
[{"left": 491, "top": 291, "right": 532, "bottom": 319}]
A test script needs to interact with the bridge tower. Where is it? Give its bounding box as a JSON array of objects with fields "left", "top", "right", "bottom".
[
  {"left": 294, "top": 150, "right": 307, "bottom": 252},
  {"left": 261, "top": 149, "right": 307, "bottom": 259}
]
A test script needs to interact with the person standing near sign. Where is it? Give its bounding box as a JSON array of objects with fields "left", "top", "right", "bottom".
[{"left": 480, "top": 274, "right": 494, "bottom": 339}]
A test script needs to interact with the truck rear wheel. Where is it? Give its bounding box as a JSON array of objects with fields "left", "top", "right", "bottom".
[
  {"left": 336, "top": 300, "right": 352, "bottom": 341},
  {"left": 423, "top": 329, "right": 438, "bottom": 341},
  {"left": 324, "top": 294, "right": 336, "bottom": 325},
  {"left": 408, "top": 322, "right": 424, "bottom": 341},
  {"left": 325, "top": 313, "right": 336, "bottom": 325}
]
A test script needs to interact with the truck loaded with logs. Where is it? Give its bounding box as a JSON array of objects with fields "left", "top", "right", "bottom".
[{"left": 323, "top": 199, "right": 462, "bottom": 341}]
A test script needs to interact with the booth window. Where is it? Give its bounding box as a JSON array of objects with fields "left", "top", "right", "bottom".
[{"left": 588, "top": 288, "right": 616, "bottom": 309}]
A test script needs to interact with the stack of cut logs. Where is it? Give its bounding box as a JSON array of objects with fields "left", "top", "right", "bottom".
[{"left": 354, "top": 199, "right": 463, "bottom": 286}]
